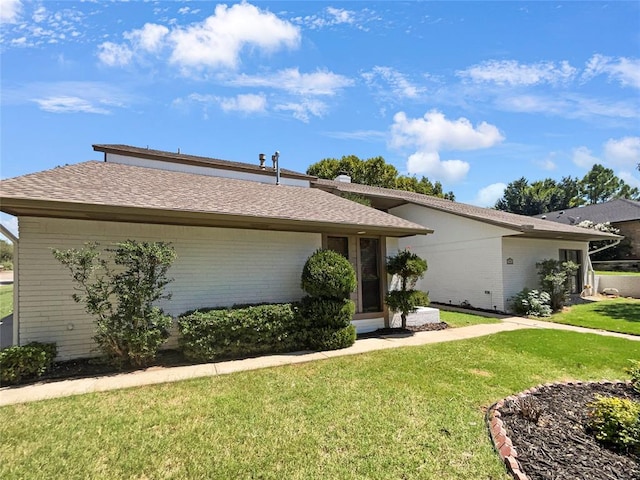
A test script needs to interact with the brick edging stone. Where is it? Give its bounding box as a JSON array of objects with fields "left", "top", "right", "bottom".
[{"left": 485, "top": 379, "right": 631, "bottom": 480}]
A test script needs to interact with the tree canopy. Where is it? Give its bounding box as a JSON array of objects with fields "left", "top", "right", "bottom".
[
  {"left": 494, "top": 164, "right": 640, "bottom": 215},
  {"left": 307, "top": 155, "right": 455, "bottom": 200}
]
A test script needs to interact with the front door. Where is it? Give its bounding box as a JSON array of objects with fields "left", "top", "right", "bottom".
[{"left": 560, "top": 249, "right": 582, "bottom": 294}]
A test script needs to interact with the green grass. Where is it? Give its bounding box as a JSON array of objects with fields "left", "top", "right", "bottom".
[
  {"left": 0, "top": 284, "right": 12, "bottom": 319},
  {"left": 439, "top": 309, "right": 502, "bottom": 328},
  {"left": 549, "top": 298, "right": 640, "bottom": 335},
  {"left": 595, "top": 270, "right": 640, "bottom": 276},
  {"left": 1, "top": 329, "right": 637, "bottom": 480}
]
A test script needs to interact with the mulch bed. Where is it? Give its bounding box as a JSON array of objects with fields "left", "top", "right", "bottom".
[
  {"left": 497, "top": 382, "right": 640, "bottom": 480},
  {"left": 356, "top": 322, "right": 449, "bottom": 339}
]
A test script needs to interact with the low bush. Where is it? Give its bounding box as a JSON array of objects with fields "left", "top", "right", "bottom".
[
  {"left": 510, "top": 289, "right": 552, "bottom": 317},
  {"left": 301, "top": 249, "right": 356, "bottom": 299},
  {"left": 0, "top": 342, "right": 57, "bottom": 385},
  {"left": 307, "top": 325, "right": 356, "bottom": 351},
  {"left": 587, "top": 395, "right": 640, "bottom": 454},
  {"left": 178, "top": 303, "right": 308, "bottom": 361}
]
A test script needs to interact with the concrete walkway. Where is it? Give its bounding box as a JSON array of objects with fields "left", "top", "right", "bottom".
[{"left": 1, "top": 318, "right": 637, "bottom": 406}]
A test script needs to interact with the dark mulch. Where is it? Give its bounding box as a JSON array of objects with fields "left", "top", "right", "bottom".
[
  {"left": 356, "top": 322, "right": 449, "bottom": 339},
  {"left": 498, "top": 382, "right": 640, "bottom": 480}
]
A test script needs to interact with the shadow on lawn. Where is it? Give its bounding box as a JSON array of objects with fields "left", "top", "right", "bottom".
[{"left": 593, "top": 302, "right": 640, "bottom": 322}]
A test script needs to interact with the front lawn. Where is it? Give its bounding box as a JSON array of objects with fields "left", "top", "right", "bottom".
[
  {"left": 0, "top": 284, "right": 12, "bottom": 319},
  {"left": 1, "top": 329, "right": 637, "bottom": 480},
  {"left": 549, "top": 298, "right": 640, "bottom": 335},
  {"left": 439, "top": 309, "right": 502, "bottom": 328}
]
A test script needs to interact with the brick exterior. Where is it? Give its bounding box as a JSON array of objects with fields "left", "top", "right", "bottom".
[{"left": 615, "top": 220, "right": 640, "bottom": 260}]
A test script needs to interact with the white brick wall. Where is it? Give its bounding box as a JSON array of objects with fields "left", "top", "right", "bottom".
[
  {"left": 502, "top": 237, "right": 590, "bottom": 309},
  {"left": 391, "top": 204, "right": 512, "bottom": 311},
  {"left": 18, "top": 217, "right": 321, "bottom": 360}
]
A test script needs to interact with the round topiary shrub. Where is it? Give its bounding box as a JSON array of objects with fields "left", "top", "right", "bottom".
[
  {"left": 299, "top": 296, "right": 355, "bottom": 330},
  {"left": 307, "top": 324, "right": 356, "bottom": 351},
  {"left": 301, "top": 249, "right": 356, "bottom": 299}
]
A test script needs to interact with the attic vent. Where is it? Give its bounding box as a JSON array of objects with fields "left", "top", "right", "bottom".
[{"left": 335, "top": 171, "right": 351, "bottom": 183}]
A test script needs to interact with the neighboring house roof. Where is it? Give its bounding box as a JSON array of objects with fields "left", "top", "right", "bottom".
[
  {"left": 93, "top": 144, "right": 314, "bottom": 181},
  {"left": 534, "top": 199, "right": 640, "bottom": 225},
  {"left": 312, "top": 179, "right": 619, "bottom": 241},
  {"left": 0, "top": 161, "right": 430, "bottom": 237}
]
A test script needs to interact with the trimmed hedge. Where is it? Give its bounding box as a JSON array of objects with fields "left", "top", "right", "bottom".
[
  {"left": 307, "top": 325, "right": 356, "bottom": 351},
  {"left": 178, "top": 303, "right": 309, "bottom": 361},
  {"left": 0, "top": 342, "right": 57, "bottom": 385},
  {"left": 301, "top": 249, "right": 356, "bottom": 299},
  {"left": 299, "top": 296, "right": 355, "bottom": 330}
]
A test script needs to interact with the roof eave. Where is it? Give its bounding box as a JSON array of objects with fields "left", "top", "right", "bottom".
[{"left": 0, "top": 197, "right": 430, "bottom": 238}]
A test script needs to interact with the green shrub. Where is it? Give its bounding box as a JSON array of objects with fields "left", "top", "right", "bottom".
[
  {"left": 301, "top": 249, "right": 356, "bottom": 299},
  {"left": 53, "top": 240, "right": 176, "bottom": 368},
  {"left": 385, "top": 250, "right": 428, "bottom": 328},
  {"left": 307, "top": 325, "right": 356, "bottom": 351},
  {"left": 178, "top": 303, "right": 308, "bottom": 361},
  {"left": 0, "top": 342, "right": 57, "bottom": 385},
  {"left": 510, "top": 289, "right": 552, "bottom": 317},
  {"left": 627, "top": 360, "right": 640, "bottom": 394},
  {"left": 536, "top": 259, "right": 579, "bottom": 311},
  {"left": 587, "top": 395, "right": 640, "bottom": 454},
  {"left": 299, "top": 296, "right": 355, "bottom": 330}
]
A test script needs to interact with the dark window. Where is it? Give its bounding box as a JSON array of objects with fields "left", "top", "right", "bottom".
[
  {"left": 327, "top": 236, "right": 349, "bottom": 259},
  {"left": 360, "top": 238, "right": 381, "bottom": 312},
  {"left": 559, "top": 249, "right": 582, "bottom": 294}
]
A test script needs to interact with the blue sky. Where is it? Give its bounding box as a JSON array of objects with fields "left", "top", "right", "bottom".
[{"left": 1, "top": 0, "right": 639, "bottom": 236}]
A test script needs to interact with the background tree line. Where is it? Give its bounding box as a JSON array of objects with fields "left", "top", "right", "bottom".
[
  {"left": 307, "top": 155, "right": 455, "bottom": 200},
  {"left": 495, "top": 164, "right": 640, "bottom": 216}
]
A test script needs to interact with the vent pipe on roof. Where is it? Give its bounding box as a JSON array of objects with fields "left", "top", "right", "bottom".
[
  {"left": 272, "top": 151, "right": 280, "bottom": 185},
  {"left": 335, "top": 170, "right": 351, "bottom": 183},
  {"left": 259, "top": 153, "right": 266, "bottom": 169}
]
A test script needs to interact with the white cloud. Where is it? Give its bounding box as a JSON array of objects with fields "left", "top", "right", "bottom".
[
  {"left": 362, "top": 66, "right": 425, "bottom": 99},
  {"left": 97, "top": 41, "right": 133, "bottom": 67},
  {"left": 497, "top": 93, "right": 638, "bottom": 120},
  {"left": 474, "top": 183, "right": 507, "bottom": 207},
  {"left": 31, "top": 96, "right": 111, "bottom": 114},
  {"left": 124, "top": 23, "right": 169, "bottom": 53},
  {"left": 390, "top": 110, "right": 504, "bottom": 151},
  {"left": 582, "top": 54, "right": 640, "bottom": 89},
  {"left": 458, "top": 60, "right": 577, "bottom": 86},
  {"left": 168, "top": 2, "right": 299, "bottom": 71},
  {"left": 275, "top": 99, "right": 327, "bottom": 123},
  {"left": 406, "top": 151, "right": 470, "bottom": 183},
  {"left": 230, "top": 68, "right": 353, "bottom": 96},
  {"left": 619, "top": 171, "right": 640, "bottom": 189},
  {"left": 0, "top": 0, "right": 22, "bottom": 24},
  {"left": 390, "top": 110, "right": 503, "bottom": 183},
  {"left": 293, "top": 6, "right": 365, "bottom": 30},
  {"left": 604, "top": 136, "right": 640, "bottom": 168},
  {"left": 534, "top": 157, "right": 557, "bottom": 171},
  {"left": 572, "top": 146, "right": 600, "bottom": 169},
  {"left": 97, "top": 3, "right": 300, "bottom": 73},
  {"left": 219, "top": 93, "right": 267, "bottom": 113}
]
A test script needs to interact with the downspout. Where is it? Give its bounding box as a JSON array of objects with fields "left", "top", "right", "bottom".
[{"left": 0, "top": 222, "right": 18, "bottom": 346}]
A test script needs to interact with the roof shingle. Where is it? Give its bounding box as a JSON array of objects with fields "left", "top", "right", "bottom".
[
  {"left": 0, "top": 162, "right": 429, "bottom": 236},
  {"left": 312, "top": 179, "right": 619, "bottom": 241}
]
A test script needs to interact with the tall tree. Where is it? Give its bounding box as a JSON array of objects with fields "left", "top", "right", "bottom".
[
  {"left": 307, "top": 155, "right": 455, "bottom": 200},
  {"left": 578, "top": 164, "right": 639, "bottom": 204}
]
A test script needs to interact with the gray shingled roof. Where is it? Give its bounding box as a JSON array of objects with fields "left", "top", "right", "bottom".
[
  {"left": 534, "top": 199, "right": 640, "bottom": 225},
  {"left": 93, "top": 144, "right": 314, "bottom": 180},
  {"left": 313, "top": 179, "right": 619, "bottom": 241},
  {"left": 0, "top": 162, "right": 430, "bottom": 236}
]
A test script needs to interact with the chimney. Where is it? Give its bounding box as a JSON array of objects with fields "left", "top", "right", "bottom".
[
  {"left": 259, "top": 153, "right": 266, "bottom": 169},
  {"left": 335, "top": 171, "right": 351, "bottom": 183}
]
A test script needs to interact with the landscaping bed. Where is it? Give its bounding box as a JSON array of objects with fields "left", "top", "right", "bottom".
[{"left": 494, "top": 382, "right": 639, "bottom": 480}]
